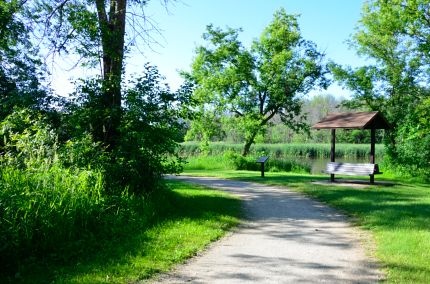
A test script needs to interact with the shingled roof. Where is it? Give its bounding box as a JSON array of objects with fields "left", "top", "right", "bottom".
[{"left": 312, "top": 111, "right": 391, "bottom": 130}]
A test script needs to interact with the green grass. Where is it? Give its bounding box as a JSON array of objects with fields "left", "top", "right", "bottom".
[
  {"left": 184, "top": 155, "right": 234, "bottom": 171},
  {"left": 183, "top": 154, "right": 311, "bottom": 173},
  {"left": 1, "top": 179, "right": 242, "bottom": 283},
  {"left": 181, "top": 141, "right": 385, "bottom": 158},
  {"left": 181, "top": 168, "right": 430, "bottom": 283}
]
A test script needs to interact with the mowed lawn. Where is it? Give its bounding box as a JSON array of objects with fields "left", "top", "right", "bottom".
[{"left": 183, "top": 169, "right": 430, "bottom": 283}]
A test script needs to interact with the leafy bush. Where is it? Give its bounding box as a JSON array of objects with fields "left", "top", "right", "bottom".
[
  {"left": 67, "top": 65, "right": 186, "bottom": 194},
  {"left": 224, "top": 151, "right": 260, "bottom": 171}
]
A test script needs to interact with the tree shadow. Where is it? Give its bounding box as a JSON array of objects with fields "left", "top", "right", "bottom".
[
  {"left": 173, "top": 174, "right": 430, "bottom": 281},
  {"left": 176, "top": 172, "right": 430, "bottom": 232}
]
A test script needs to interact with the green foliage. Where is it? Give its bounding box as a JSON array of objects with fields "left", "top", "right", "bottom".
[
  {"left": 110, "top": 65, "right": 185, "bottom": 194},
  {"left": 0, "top": 1, "right": 51, "bottom": 120},
  {"left": 390, "top": 96, "right": 430, "bottom": 177},
  {"left": 184, "top": 93, "right": 385, "bottom": 145},
  {"left": 66, "top": 65, "right": 185, "bottom": 194},
  {"left": 1, "top": 179, "right": 241, "bottom": 283},
  {"left": 223, "top": 151, "right": 311, "bottom": 173},
  {"left": 0, "top": 110, "right": 105, "bottom": 272},
  {"left": 185, "top": 8, "right": 328, "bottom": 156},
  {"left": 180, "top": 142, "right": 385, "bottom": 174},
  {"left": 330, "top": 0, "right": 430, "bottom": 174},
  {"left": 180, "top": 142, "right": 385, "bottom": 159},
  {"left": 183, "top": 153, "right": 311, "bottom": 174}
]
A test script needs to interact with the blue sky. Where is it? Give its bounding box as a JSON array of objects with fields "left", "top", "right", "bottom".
[{"left": 52, "top": 0, "right": 367, "bottom": 98}]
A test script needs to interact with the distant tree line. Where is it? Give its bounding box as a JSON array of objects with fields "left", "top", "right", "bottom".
[{"left": 184, "top": 93, "right": 385, "bottom": 145}]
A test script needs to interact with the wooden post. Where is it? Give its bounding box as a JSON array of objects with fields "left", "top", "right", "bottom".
[
  {"left": 370, "top": 128, "right": 375, "bottom": 184},
  {"left": 331, "top": 129, "right": 336, "bottom": 182},
  {"left": 261, "top": 162, "right": 265, "bottom": 178}
]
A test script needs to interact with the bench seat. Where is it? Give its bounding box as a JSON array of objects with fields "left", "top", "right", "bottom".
[{"left": 326, "top": 162, "right": 382, "bottom": 176}]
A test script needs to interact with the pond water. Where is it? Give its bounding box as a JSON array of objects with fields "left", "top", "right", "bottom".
[{"left": 308, "top": 157, "right": 371, "bottom": 174}]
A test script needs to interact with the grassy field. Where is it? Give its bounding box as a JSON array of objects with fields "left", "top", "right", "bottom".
[
  {"left": 181, "top": 168, "right": 430, "bottom": 283},
  {"left": 1, "top": 179, "right": 242, "bottom": 283}
]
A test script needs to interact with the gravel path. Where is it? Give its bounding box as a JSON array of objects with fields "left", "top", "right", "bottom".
[{"left": 153, "top": 175, "right": 383, "bottom": 283}]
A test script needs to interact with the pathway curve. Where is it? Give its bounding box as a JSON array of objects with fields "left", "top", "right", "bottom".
[{"left": 153, "top": 176, "right": 383, "bottom": 283}]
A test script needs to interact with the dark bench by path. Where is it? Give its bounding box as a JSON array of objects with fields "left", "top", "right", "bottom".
[{"left": 326, "top": 162, "right": 382, "bottom": 184}]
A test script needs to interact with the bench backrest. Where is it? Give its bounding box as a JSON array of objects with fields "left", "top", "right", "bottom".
[{"left": 326, "top": 162, "right": 379, "bottom": 175}]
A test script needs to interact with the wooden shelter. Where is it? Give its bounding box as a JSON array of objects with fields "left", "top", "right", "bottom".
[{"left": 312, "top": 111, "right": 391, "bottom": 184}]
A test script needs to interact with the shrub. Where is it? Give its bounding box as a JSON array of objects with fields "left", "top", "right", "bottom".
[{"left": 68, "top": 65, "right": 186, "bottom": 194}]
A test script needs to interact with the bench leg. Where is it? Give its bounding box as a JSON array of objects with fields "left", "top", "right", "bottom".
[
  {"left": 370, "top": 174, "right": 374, "bottom": 185},
  {"left": 330, "top": 174, "right": 335, "bottom": 182}
]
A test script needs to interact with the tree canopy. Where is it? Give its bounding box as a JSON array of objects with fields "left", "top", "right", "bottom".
[
  {"left": 185, "top": 9, "right": 328, "bottom": 156},
  {"left": 0, "top": 1, "right": 49, "bottom": 120},
  {"left": 330, "top": 0, "right": 430, "bottom": 171},
  {"left": 25, "top": 0, "right": 171, "bottom": 149}
]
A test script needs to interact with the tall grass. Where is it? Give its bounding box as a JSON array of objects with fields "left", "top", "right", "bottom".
[
  {"left": 184, "top": 152, "right": 311, "bottom": 173},
  {"left": 0, "top": 164, "right": 105, "bottom": 270},
  {"left": 1, "top": 178, "right": 242, "bottom": 283},
  {"left": 180, "top": 141, "right": 385, "bottom": 159}
]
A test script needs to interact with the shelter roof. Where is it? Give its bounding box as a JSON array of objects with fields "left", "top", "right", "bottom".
[{"left": 312, "top": 111, "right": 391, "bottom": 130}]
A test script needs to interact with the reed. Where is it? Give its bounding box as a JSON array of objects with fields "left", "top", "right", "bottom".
[
  {"left": 180, "top": 142, "right": 385, "bottom": 159},
  {"left": 0, "top": 164, "right": 105, "bottom": 269},
  {"left": 183, "top": 152, "right": 311, "bottom": 173}
]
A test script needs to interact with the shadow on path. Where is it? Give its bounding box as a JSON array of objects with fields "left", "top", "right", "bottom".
[{"left": 155, "top": 175, "right": 383, "bottom": 284}]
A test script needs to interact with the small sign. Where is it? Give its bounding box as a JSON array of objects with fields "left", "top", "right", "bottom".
[{"left": 256, "top": 156, "right": 269, "bottom": 163}]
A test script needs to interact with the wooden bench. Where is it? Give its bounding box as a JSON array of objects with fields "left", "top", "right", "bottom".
[{"left": 325, "top": 162, "right": 382, "bottom": 184}]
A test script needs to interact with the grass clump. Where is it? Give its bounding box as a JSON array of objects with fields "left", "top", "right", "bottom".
[{"left": 0, "top": 165, "right": 104, "bottom": 269}]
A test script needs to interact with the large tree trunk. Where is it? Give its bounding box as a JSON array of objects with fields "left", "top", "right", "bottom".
[
  {"left": 242, "top": 131, "right": 258, "bottom": 157},
  {"left": 95, "top": 0, "right": 127, "bottom": 149}
]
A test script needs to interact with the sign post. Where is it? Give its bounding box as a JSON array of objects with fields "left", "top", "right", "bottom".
[{"left": 256, "top": 156, "right": 269, "bottom": 178}]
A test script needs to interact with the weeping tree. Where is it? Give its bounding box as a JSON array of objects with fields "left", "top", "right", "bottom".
[
  {"left": 26, "top": 0, "right": 169, "bottom": 149},
  {"left": 184, "top": 8, "right": 328, "bottom": 156}
]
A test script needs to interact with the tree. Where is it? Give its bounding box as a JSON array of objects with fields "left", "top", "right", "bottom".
[
  {"left": 185, "top": 9, "right": 328, "bottom": 156},
  {"left": 26, "top": 0, "right": 169, "bottom": 149},
  {"left": 63, "top": 64, "right": 186, "bottom": 193},
  {"left": 330, "top": 0, "right": 430, "bottom": 171},
  {"left": 0, "top": 1, "right": 49, "bottom": 120}
]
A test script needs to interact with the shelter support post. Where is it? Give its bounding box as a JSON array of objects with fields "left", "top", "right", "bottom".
[
  {"left": 331, "top": 129, "right": 336, "bottom": 182},
  {"left": 370, "top": 128, "right": 375, "bottom": 184}
]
